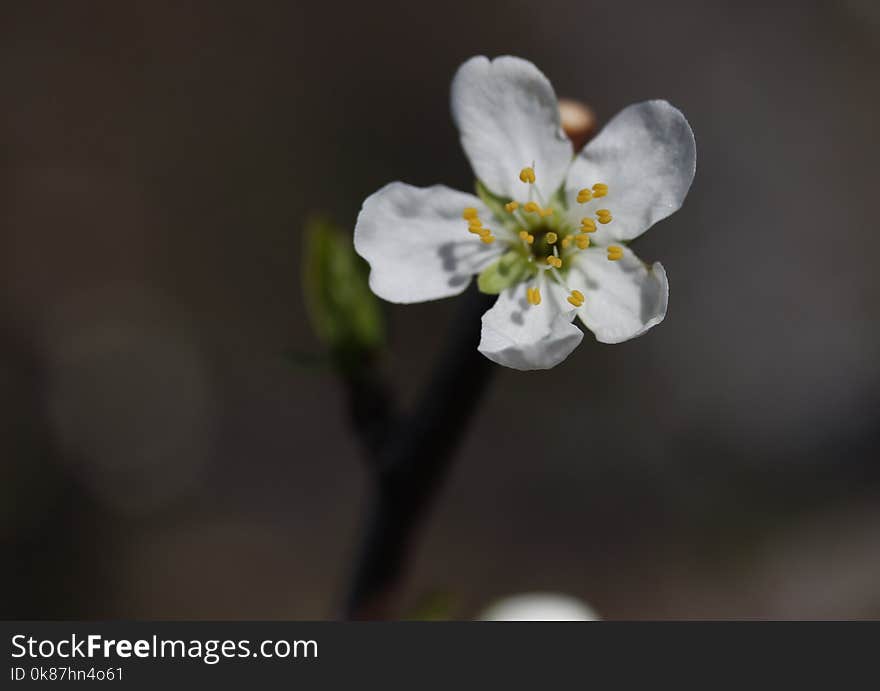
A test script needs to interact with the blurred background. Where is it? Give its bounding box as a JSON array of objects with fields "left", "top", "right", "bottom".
[{"left": 3, "top": 0, "right": 880, "bottom": 619}]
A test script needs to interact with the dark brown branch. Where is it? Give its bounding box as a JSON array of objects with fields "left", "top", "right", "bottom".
[{"left": 342, "top": 285, "right": 496, "bottom": 619}]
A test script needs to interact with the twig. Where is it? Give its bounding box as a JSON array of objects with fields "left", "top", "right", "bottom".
[{"left": 342, "top": 285, "right": 496, "bottom": 619}]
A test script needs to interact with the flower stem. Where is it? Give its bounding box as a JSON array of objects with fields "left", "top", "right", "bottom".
[{"left": 342, "top": 284, "right": 496, "bottom": 619}]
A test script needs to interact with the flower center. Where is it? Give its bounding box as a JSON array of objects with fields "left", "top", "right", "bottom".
[
  {"left": 463, "top": 166, "right": 624, "bottom": 307},
  {"left": 523, "top": 225, "right": 557, "bottom": 261}
]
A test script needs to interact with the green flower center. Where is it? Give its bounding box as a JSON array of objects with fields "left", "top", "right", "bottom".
[{"left": 466, "top": 170, "right": 622, "bottom": 304}]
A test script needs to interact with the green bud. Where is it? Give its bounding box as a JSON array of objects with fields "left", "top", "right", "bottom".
[{"left": 302, "top": 217, "right": 384, "bottom": 358}]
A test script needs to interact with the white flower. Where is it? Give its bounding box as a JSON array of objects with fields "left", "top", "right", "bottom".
[
  {"left": 354, "top": 55, "right": 696, "bottom": 370},
  {"left": 479, "top": 592, "right": 600, "bottom": 621}
]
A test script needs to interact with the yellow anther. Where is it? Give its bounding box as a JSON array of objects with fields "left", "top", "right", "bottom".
[
  {"left": 468, "top": 218, "right": 483, "bottom": 229},
  {"left": 592, "top": 183, "right": 608, "bottom": 198},
  {"left": 561, "top": 235, "right": 572, "bottom": 249},
  {"left": 607, "top": 245, "right": 623, "bottom": 260},
  {"left": 576, "top": 188, "right": 593, "bottom": 204},
  {"left": 546, "top": 232, "right": 558, "bottom": 244},
  {"left": 518, "top": 230, "right": 535, "bottom": 244},
  {"left": 567, "top": 289, "right": 585, "bottom": 307},
  {"left": 505, "top": 201, "right": 520, "bottom": 213},
  {"left": 546, "top": 255, "right": 562, "bottom": 268},
  {"left": 462, "top": 207, "right": 479, "bottom": 220},
  {"left": 481, "top": 234, "right": 496, "bottom": 244},
  {"left": 526, "top": 286, "right": 542, "bottom": 305},
  {"left": 575, "top": 233, "right": 590, "bottom": 249},
  {"left": 580, "top": 217, "right": 597, "bottom": 233},
  {"left": 540, "top": 207, "right": 554, "bottom": 217},
  {"left": 478, "top": 227, "right": 492, "bottom": 238},
  {"left": 519, "top": 167, "right": 536, "bottom": 184},
  {"left": 527, "top": 233, "right": 534, "bottom": 244},
  {"left": 523, "top": 201, "right": 540, "bottom": 213},
  {"left": 596, "top": 209, "right": 613, "bottom": 224}
]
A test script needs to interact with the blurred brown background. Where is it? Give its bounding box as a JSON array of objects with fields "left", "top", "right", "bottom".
[{"left": 3, "top": 0, "right": 880, "bottom": 619}]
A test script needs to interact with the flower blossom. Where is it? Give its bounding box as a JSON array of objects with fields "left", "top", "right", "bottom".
[{"left": 354, "top": 56, "right": 695, "bottom": 370}]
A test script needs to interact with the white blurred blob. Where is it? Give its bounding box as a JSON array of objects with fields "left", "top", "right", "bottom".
[
  {"left": 479, "top": 593, "right": 600, "bottom": 621},
  {"left": 45, "top": 287, "right": 214, "bottom": 514}
]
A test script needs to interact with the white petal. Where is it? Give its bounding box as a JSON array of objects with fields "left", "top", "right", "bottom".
[
  {"left": 568, "top": 246, "right": 668, "bottom": 344},
  {"left": 565, "top": 100, "right": 695, "bottom": 241},
  {"left": 451, "top": 56, "right": 573, "bottom": 201},
  {"left": 478, "top": 279, "right": 583, "bottom": 370},
  {"left": 354, "top": 182, "right": 503, "bottom": 304},
  {"left": 479, "top": 593, "right": 600, "bottom": 621}
]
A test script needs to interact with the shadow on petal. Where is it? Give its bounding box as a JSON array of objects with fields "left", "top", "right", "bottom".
[{"left": 438, "top": 241, "right": 496, "bottom": 289}]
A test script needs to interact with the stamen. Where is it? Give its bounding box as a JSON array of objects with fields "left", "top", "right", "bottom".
[
  {"left": 567, "top": 289, "right": 585, "bottom": 307},
  {"left": 561, "top": 235, "right": 572, "bottom": 249},
  {"left": 546, "top": 256, "right": 562, "bottom": 268},
  {"left": 592, "top": 183, "right": 609, "bottom": 198},
  {"left": 596, "top": 209, "right": 613, "bottom": 224},
  {"left": 518, "top": 230, "right": 534, "bottom": 244},
  {"left": 576, "top": 188, "right": 593, "bottom": 204},
  {"left": 607, "top": 245, "right": 623, "bottom": 261},
  {"left": 546, "top": 232, "right": 558, "bottom": 245},
  {"left": 523, "top": 201, "right": 541, "bottom": 214},
  {"left": 580, "top": 218, "right": 597, "bottom": 233},
  {"left": 526, "top": 286, "right": 542, "bottom": 305},
  {"left": 539, "top": 207, "right": 554, "bottom": 217},
  {"left": 519, "top": 167, "right": 536, "bottom": 184},
  {"left": 462, "top": 207, "right": 479, "bottom": 220},
  {"left": 468, "top": 224, "right": 487, "bottom": 236},
  {"left": 575, "top": 234, "right": 590, "bottom": 249},
  {"left": 505, "top": 201, "right": 519, "bottom": 213},
  {"left": 481, "top": 234, "right": 496, "bottom": 244}
]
